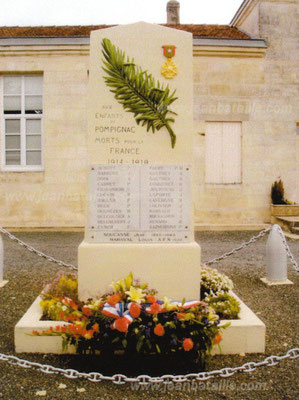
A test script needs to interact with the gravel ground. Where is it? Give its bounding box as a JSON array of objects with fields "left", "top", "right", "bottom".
[{"left": 0, "top": 231, "right": 298, "bottom": 400}]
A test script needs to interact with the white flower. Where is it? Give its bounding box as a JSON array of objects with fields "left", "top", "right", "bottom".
[
  {"left": 201, "top": 266, "right": 233, "bottom": 295},
  {"left": 77, "top": 388, "right": 86, "bottom": 393}
]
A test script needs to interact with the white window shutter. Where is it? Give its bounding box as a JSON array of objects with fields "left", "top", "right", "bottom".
[
  {"left": 222, "top": 122, "right": 241, "bottom": 184},
  {"left": 205, "top": 122, "right": 223, "bottom": 183}
]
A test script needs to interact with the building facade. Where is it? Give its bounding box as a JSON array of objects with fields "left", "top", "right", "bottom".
[{"left": 0, "top": 0, "right": 298, "bottom": 229}]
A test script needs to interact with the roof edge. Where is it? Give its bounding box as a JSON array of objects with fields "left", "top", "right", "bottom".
[
  {"left": 193, "top": 37, "right": 266, "bottom": 48},
  {"left": 0, "top": 36, "right": 267, "bottom": 48},
  {"left": 230, "top": 0, "right": 257, "bottom": 26}
]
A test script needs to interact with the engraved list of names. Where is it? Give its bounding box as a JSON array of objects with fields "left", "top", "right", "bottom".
[{"left": 88, "top": 165, "right": 191, "bottom": 243}]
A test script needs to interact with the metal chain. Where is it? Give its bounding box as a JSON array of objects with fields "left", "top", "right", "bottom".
[
  {"left": 203, "top": 227, "right": 272, "bottom": 266},
  {"left": 0, "top": 348, "right": 298, "bottom": 385},
  {"left": 0, "top": 225, "right": 77, "bottom": 271},
  {"left": 0, "top": 224, "right": 297, "bottom": 273},
  {"left": 276, "top": 225, "right": 298, "bottom": 273}
]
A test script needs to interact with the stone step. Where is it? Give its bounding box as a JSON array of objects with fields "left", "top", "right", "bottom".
[
  {"left": 284, "top": 231, "right": 299, "bottom": 241},
  {"left": 270, "top": 216, "right": 299, "bottom": 238},
  {"left": 275, "top": 216, "right": 299, "bottom": 233},
  {"left": 276, "top": 216, "right": 299, "bottom": 226}
]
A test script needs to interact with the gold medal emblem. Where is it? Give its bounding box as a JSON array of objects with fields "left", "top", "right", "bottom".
[{"left": 161, "top": 45, "right": 177, "bottom": 79}]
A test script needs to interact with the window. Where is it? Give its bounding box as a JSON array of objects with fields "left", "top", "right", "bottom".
[
  {"left": 205, "top": 122, "right": 241, "bottom": 184},
  {"left": 2, "top": 75, "right": 43, "bottom": 170}
]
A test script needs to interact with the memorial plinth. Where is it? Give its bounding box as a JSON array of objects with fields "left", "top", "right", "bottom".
[{"left": 78, "top": 22, "right": 201, "bottom": 301}]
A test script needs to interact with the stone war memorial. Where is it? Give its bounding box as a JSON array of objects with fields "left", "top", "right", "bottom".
[
  {"left": 79, "top": 22, "right": 201, "bottom": 301},
  {"left": 15, "top": 22, "right": 265, "bottom": 359},
  {"left": 0, "top": 2, "right": 297, "bottom": 394}
]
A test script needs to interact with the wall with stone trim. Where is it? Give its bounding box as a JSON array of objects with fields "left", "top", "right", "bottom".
[
  {"left": 199, "top": 0, "right": 299, "bottom": 226},
  {"left": 0, "top": 51, "right": 89, "bottom": 227}
]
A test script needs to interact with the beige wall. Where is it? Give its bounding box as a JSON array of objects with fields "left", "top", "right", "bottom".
[
  {"left": 193, "top": 0, "right": 298, "bottom": 226},
  {"left": 0, "top": 48, "right": 89, "bottom": 227}
]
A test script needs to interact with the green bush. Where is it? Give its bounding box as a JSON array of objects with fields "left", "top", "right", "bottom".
[
  {"left": 208, "top": 294, "right": 240, "bottom": 320},
  {"left": 271, "top": 179, "right": 287, "bottom": 205}
]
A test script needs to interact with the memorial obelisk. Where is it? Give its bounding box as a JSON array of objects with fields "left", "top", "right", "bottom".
[{"left": 78, "top": 22, "right": 201, "bottom": 300}]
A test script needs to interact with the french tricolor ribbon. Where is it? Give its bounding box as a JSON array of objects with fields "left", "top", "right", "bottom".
[{"left": 102, "top": 302, "right": 134, "bottom": 324}]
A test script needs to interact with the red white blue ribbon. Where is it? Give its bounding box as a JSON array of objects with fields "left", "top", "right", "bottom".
[{"left": 102, "top": 302, "right": 134, "bottom": 324}]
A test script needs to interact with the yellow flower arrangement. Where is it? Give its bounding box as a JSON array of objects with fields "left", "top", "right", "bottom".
[{"left": 125, "top": 287, "right": 145, "bottom": 304}]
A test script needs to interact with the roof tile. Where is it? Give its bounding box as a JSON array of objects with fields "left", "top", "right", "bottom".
[{"left": 0, "top": 24, "right": 250, "bottom": 40}]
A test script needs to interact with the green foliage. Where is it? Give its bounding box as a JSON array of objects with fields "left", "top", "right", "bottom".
[
  {"left": 42, "top": 272, "right": 78, "bottom": 302},
  {"left": 101, "top": 38, "right": 178, "bottom": 148},
  {"left": 40, "top": 272, "right": 79, "bottom": 320},
  {"left": 208, "top": 294, "right": 240, "bottom": 320},
  {"left": 271, "top": 179, "right": 287, "bottom": 205},
  {"left": 200, "top": 267, "right": 240, "bottom": 319}
]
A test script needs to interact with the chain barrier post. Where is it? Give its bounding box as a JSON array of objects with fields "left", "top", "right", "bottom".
[
  {"left": 0, "top": 234, "right": 8, "bottom": 288},
  {"left": 261, "top": 224, "right": 294, "bottom": 286}
]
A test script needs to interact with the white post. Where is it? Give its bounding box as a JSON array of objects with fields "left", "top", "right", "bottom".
[
  {"left": 0, "top": 234, "right": 8, "bottom": 288},
  {"left": 261, "top": 225, "right": 293, "bottom": 286}
]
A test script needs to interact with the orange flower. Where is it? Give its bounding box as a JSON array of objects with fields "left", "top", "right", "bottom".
[
  {"left": 146, "top": 295, "right": 156, "bottom": 304},
  {"left": 84, "top": 330, "right": 94, "bottom": 339},
  {"left": 148, "top": 302, "right": 162, "bottom": 314},
  {"left": 114, "top": 317, "right": 129, "bottom": 333},
  {"left": 183, "top": 338, "right": 194, "bottom": 351},
  {"left": 82, "top": 306, "right": 93, "bottom": 316},
  {"left": 69, "top": 300, "right": 78, "bottom": 310},
  {"left": 154, "top": 323, "right": 165, "bottom": 336},
  {"left": 213, "top": 333, "right": 222, "bottom": 345},
  {"left": 92, "top": 323, "right": 99, "bottom": 332},
  {"left": 107, "top": 293, "right": 122, "bottom": 306},
  {"left": 60, "top": 311, "right": 65, "bottom": 320},
  {"left": 177, "top": 313, "right": 186, "bottom": 320},
  {"left": 130, "top": 303, "right": 141, "bottom": 318}
]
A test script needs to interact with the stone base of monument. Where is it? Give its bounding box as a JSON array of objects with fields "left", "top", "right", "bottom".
[
  {"left": 78, "top": 241, "right": 201, "bottom": 301},
  {"left": 15, "top": 292, "right": 265, "bottom": 355}
]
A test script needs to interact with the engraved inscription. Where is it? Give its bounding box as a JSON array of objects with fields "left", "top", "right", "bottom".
[{"left": 88, "top": 165, "right": 191, "bottom": 243}]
